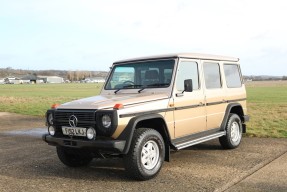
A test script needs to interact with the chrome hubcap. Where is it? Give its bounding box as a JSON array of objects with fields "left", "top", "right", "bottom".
[
  {"left": 230, "top": 121, "right": 240, "bottom": 142},
  {"left": 141, "top": 140, "right": 159, "bottom": 170}
]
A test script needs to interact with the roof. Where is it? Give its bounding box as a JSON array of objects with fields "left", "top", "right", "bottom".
[
  {"left": 21, "top": 74, "right": 38, "bottom": 80},
  {"left": 114, "top": 53, "right": 239, "bottom": 64}
]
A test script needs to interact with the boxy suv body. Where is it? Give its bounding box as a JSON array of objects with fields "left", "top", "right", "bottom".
[{"left": 43, "top": 53, "right": 249, "bottom": 180}]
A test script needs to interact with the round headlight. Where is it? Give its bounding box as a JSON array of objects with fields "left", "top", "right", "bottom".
[
  {"left": 102, "top": 115, "right": 112, "bottom": 128},
  {"left": 48, "top": 126, "right": 55, "bottom": 136},
  {"left": 87, "top": 127, "right": 96, "bottom": 140},
  {"left": 48, "top": 113, "right": 53, "bottom": 125}
]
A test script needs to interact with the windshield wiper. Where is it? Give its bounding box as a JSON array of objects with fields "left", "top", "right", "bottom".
[
  {"left": 114, "top": 84, "right": 143, "bottom": 94},
  {"left": 138, "top": 87, "right": 146, "bottom": 93},
  {"left": 114, "top": 88, "right": 122, "bottom": 94}
]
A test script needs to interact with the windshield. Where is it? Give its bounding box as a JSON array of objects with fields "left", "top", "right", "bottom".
[{"left": 105, "top": 59, "right": 175, "bottom": 90}]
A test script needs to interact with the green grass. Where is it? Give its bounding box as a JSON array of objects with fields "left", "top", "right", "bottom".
[
  {"left": 245, "top": 82, "right": 287, "bottom": 138},
  {"left": 0, "top": 81, "right": 286, "bottom": 138},
  {"left": 0, "top": 83, "right": 103, "bottom": 117}
]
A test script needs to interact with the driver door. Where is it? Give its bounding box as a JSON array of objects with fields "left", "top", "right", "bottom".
[{"left": 173, "top": 60, "right": 206, "bottom": 138}]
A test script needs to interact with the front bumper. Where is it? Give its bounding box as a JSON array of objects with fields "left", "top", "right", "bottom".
[{"left": 42, "top": 134, "right": 126, "bottom": 153}]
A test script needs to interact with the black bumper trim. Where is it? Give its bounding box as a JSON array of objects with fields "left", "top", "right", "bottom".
[{"left": 42, "top": 134, "right": 126, "bottom": 153}]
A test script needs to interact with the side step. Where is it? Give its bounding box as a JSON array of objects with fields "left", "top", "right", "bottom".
[{"left": 173, "top": 131, "right": 226, "bottom": 150}]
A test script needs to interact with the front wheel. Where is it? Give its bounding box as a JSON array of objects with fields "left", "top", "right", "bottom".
[
  {"left": 219, "top": 113, "right": 243, "bottom": 149},
  {"left": 124, "top": 128, "right": 165, "bottom": 180},
  {"left": 56, "top": 147, "right": 93, "bottom": 167}
]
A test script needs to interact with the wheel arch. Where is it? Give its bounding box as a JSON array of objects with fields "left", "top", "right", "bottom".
[
  {"left": 221, "top": 103, "right": 246, "bottom": 132},
  {"left": 118, "top": 114, "right": 171, "bottom": 161}
]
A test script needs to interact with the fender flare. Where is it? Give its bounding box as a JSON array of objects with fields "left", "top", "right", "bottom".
[
  {"left": 220, "top": 103, "right": 243, "bottom": 131},
  {"left": 117, "top": 113, "right": 171, "bottom": 155}
]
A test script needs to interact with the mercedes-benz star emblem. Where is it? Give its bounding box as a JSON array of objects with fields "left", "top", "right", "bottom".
[{"left": 69, "top": 115, "right": 78, "bottom": 127}]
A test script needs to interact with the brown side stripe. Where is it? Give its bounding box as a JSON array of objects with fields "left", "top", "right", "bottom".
[{"left": 119, "top": 98, "right": 246, "bottom": 118}]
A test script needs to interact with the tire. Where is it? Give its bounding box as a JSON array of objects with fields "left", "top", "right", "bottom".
[
  {"left": 219, "top": 113, "right": 243, "bottom": 149},
  {"left": 124, "top": 128, "right": 165, "bottom": 180},
  {"left": 56, "top": 147, "right": 93, "bottom": 167}
]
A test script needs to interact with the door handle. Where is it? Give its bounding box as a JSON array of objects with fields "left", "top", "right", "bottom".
[{"left": 176, "top": 93, "right": 184, "bottom": 97}]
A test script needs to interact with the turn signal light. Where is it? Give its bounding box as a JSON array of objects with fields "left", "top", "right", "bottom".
[
  {"left": 113, "top": 103, "right": 124, "bottom": 110},
  {"left": 51, "top": 103, "right": 60, "bottom": 109}
]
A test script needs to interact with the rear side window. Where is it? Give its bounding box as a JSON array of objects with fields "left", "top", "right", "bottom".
[
  {"left": 224, "top": 64, "right": 242, "bottom": 88},
  {"left": 203, "top": 63, "right": 221, "bottom": 89}
]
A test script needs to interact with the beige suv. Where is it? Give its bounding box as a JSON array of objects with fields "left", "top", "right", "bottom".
[{"left": 43, "top": 53, "right": 249, "bottom": 180}]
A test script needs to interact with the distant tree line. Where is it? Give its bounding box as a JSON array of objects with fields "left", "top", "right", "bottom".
[
  {"left": 244, "top": 75, "right": 287, "bottom": 81},
  {"left": 0, "top": 67, "right": 108, "bottom": 80},
  {"left": 67, "top": 71, "right": 92, "bottom": 81},
  {"left": 1, "top": 67, "right": 286, "bottom": 81}
]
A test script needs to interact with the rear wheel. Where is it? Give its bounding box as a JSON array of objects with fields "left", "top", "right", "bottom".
[
  {"left": 124, "top": 128, "right": 165, "bottom": 180},
  {"left": 56, "top": 147, "right": 93, "bottom": 167},
  {"left": 219, "top": 113, "right": 242, "bottom": 149}
]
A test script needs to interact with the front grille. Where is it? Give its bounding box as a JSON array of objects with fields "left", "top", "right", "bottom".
[{"left": 54, "top": 110, "right": 96, "bottom": 128}]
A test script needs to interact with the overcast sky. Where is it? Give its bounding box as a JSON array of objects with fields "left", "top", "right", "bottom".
[{"left": 0, "top": 0, "right": 286, "bottom": 75}]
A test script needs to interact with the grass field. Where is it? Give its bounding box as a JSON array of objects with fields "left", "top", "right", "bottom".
[
  {"left": 0, "top": 83, "right": 103, "bottom": 117},
  {"left": 0, "top": 81, "right": 286, "bottom": 138},
  {"left": 245, "top": 81, "right": 287, "bottom": 138}
]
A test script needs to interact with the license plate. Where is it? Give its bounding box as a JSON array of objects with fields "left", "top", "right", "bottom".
[{"left": 62, "top": 127, "right": 86, "bottom": 137}]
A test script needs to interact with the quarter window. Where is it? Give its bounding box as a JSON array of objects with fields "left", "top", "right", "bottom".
[
  {"left": 203, "top": 63, "right": 221, "bottom": 89},
  {"left": 224, "top": 64, "right": 242, "bottom": 88}
]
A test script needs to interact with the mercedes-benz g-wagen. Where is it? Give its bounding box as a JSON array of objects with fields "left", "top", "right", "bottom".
[{"left": 43, "top": 53, "right": 249, "bottom": 180}]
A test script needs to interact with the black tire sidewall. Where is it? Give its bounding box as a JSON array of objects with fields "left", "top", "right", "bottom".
[
  {"left": 124, "top": 128, "right": 165, "bottom": 180},
  {"left": 136, "top": 131, "right": 165, "bottom": 177}
]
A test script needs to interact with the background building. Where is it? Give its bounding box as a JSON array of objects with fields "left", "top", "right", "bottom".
[
  {"left": 37, "top": 76, "right": 64, "bottom": 83},
  {"left": 83, "top": 77, "right": 105, "bottom": 83},
  {"left": 21, "top": 74, "right": 38, "bottom": 84},
  {"left": 4, "top": 77, "right": 21, "bottom": 84}
]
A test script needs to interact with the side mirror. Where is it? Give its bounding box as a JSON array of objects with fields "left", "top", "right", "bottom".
[{"left": 184, "top": 79, "right": 193, "bottom": 92}]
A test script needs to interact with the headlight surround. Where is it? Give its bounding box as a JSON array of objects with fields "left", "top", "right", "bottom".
[
  {"left": 48, "top": 113, "right": 54, "bottom": 125},
  {"left": 46, "top": 110, "right": 55, "bottom": 126},
  {"left": 102, "top": 115, "right": 112, "bottom": 128},
  {"left": 96, "top": 110, "right": 118, "bottom": 136},
  {"left": 46, "top": 110, "right": 56, "bottom": 136}
]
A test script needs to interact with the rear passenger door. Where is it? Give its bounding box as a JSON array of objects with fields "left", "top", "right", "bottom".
[{"left": 203, "top": 62, "right": 227, "bottom": 130}]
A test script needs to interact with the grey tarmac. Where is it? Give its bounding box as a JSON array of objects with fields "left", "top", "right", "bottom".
[{"left": 0, "top": 113, "right": 286, "bottom": 192}]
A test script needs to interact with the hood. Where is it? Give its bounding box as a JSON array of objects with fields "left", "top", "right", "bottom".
[{"left": 59, "top": 93, "right": 169, "bottom": 110}]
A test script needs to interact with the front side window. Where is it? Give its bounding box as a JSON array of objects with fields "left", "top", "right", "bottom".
[
  {"left": 224, "top": 64, "right": 242, "bottom": 88},
  {"left": 203, "top": 63, "right": 221, "bottom": 89},
  {"left": 176, "top": 61, "right": 199, "bottom": 91},
  {"left": 105, "top": 59, "right": 175, "bottom": 90}
]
